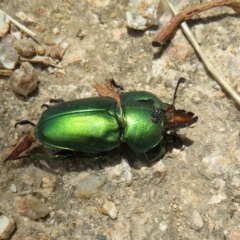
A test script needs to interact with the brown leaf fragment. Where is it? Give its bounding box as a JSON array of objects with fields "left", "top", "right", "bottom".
[
  {"left": 2, "top": 134, "right": 35, "bottom": 162},
  {"left": 93, "top": 78, "right": 121, "bottom": 105},
  {"left": 153, "top": 0, "right": 240, "bottom": 46}
]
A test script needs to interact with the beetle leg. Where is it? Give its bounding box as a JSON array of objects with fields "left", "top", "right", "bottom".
[
  {"left": 15, "top": 120, "right": 36, "bottom": 128},
  {"left": 143, "top": 143, "right": 166, "bottom": 162},
  {"left": 29, "top": 150, "right": 107, "bottom": 161},
  {"left": 163, "top": 132, "right": 185, "bottom": 152},
  {"left": 3, "top": 134, "right": 36, "bottom": 161},
  {"left": 49, "top": 98, "right": 64, "bottom": 104},
  {"left": 41, "top": 104, "right": 50, "bottom": 109},
  {"left": 41, "top": 99, "right": 65, "bottom": 109}
]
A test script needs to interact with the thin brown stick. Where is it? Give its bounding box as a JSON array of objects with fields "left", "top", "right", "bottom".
[{"left": 152, "top": 0, "right": 240, "bottom": 46}]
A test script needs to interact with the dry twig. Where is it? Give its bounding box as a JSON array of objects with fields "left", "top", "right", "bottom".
[
  {"left": 153, "top": 0, "right": 240, "bottom": 46},
  {"left": 20, "top": 56, "right": 63, "bottom": 69}
]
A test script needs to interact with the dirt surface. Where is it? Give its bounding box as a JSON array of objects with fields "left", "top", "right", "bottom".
[{"left": 1, "top": 0, "right": 240, "bottom": 239}]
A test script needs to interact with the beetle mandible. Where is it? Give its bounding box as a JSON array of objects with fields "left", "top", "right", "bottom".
[{"left": 8, "top": 77, "right": 198, "bottom": 161}]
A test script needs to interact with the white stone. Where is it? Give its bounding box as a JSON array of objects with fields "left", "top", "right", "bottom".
[
  {"left": 126, "top": 0, "right": 163, "bottom": 30},
  {"left": 10, "top": 183, "right": 17, "bottom": 193},
  {"left": 207, "top": 194, "right": 227, "bottom": 204},
  {"left": 159, "top": 222, "right": 167, "bottom": 231},
  {"left": 191, "top": 211, "right": 203, "bottom": 229},
  {"left": 0, "top": 43, "right": 18, "bottom": 70},
  {"left": 0, "top": 215, "right": 15, "bottom": 239},
  {"left": 102, "top": 200, "right": 118, "bottom": 219},
  {"left": 75, "top": 174, "right": 106, "bottom": 199},
  {"left": 0, "top": 10, "right": 10, "bottom": 38},
  {"left": 121, "top": 158, "right": 133, "bottom": 186}
]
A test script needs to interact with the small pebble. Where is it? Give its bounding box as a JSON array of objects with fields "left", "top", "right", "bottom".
[
  {"left": 16, "top": 194, "right": 49, "bottom": 220},
  {"left": 126, "top": 0, "right": 164, "bottom": 30},
  {"left": 47, "top": 45, "right": 66, "bottom": 60},
  {"left": 10, "top": 62, "right": 37, "bottom": 97},
  {"left": 207, "top": 194, "right": 227, "bottom": 204},
  {"left": 0, "top": 215, "right": 15, "bottom": 240},
  {"left": 159, "top": 222, "right": 168, "bottom": 231},
  {"left": 15, "top": 11, "right": 36, "bottom": 24},
  {"left": 62, "top": 44, "right": 87, "bottom": 66},
  {"left": 121, "top": 158, "right": 133, "bottom": 186},
  {"left": 0, "top": 43, "right": 18, "bottom": 69},
  {"left": 53, "top": 27, "right": 60, "bottom": 35},
  {"left": 11, "top": 30, "right": 21, "bottom": 40},
  {"left": 37, "top": 45, "right": 46, "bottom": 55},
  {"left": 75, "top": 174, "right": 106, "bottom": 199},
  {"left": 192, "top": 95, "right": 201, "bottom": 104},
  {"left": 107, "top": 159, "right": 133, "bottom": 186},
  {"left": 102, "top": 200, "right": 118, "bottom": 219},
  {"left": 0, "top": 34, "right": 15, "bottom": 45},
  {"left": 10, "top": 183, "right": 17, "bottom": 193},
  {"left": 191, "top": 210, "right": 203, "bottom": 229},
  {"left": 44, "top": 35, "right": 64, "bottom": 45},
  {"left": 0, "top": 11, "right": 9, "bottom": 38},
  {"left": 14, "top": 39, "right": 35, "bottom": 58}
]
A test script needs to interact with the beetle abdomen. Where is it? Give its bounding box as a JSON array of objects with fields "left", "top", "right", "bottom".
[{"left": 34, "top": 98, "right": 121, "bottom": 152}]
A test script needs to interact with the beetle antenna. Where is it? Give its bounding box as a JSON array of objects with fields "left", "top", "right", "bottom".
[
  {"left": 173, "top": 77, "right": 186, "bottom": 105},
  {"left": 15, "top": 120, "right": 36, "bottom": 128}
]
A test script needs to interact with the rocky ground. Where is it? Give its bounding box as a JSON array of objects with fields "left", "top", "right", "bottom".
[{"left": 0, "top": 0, "right": 240, "bottom": 239}]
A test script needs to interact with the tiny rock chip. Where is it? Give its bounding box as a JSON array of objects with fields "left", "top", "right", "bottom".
[
  {"left": 102, "top": 200, "right": 118, "bottom": 220},
  {"left": 0, "top": 43, "right": 18, "bottom": 69},
  {"left": 37, "top": 45, "right": 46, "bottom": 55},
  {"left": 10, "top": 183, "right": 17, "bottom": 193},
  {"left": 16, "top": 194, "right": 49, "bottom": 220},
  {"left": 0, "top": 11, "right": 10, "bottom": 38},
  {"left": 191, "top": 211, "right": 203, "bottom": 230},
  {"left": 14, "top": 39, "right": 35, "bottom": 58},
  {"left": 47, "top": 45, "right": 65, "bottom": 60},
  {"left": 10, "top": 62, "right": 37, "bottom": 97},
  {"left": 0, "top": 215, "right": 15, "bottom": 240},
  {"left": 44, "top": 35, "right": 64, "bottom": 45},
  {"left": 126, "top": 0, "right": 164, "bottom": 30},
  {"left": 121, "top": 158, "right": 133, "bottom": 186},
  {"left": 75, "top": 174, "right": 106, "bottom": 199}
]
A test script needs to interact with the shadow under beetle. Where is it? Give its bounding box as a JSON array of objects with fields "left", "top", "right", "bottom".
[{"left": 7, "top": 78, "right": 198, "bottom": 161}]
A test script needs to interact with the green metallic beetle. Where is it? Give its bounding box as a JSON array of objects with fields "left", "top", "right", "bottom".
[{"left": 8, "top": 78, "right": 197, "bottom": 161}]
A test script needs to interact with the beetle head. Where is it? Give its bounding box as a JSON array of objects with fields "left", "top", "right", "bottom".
[
  {"left": 164, "top": 77, "right": 198, "bottom": 130},
  {"left": 166, "top": 104, "right": 198, "bottom": 130}
]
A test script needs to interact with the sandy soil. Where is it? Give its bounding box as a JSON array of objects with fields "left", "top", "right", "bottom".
[{"left": 1, "top": 0, "right": 240, "bottom": 239}]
